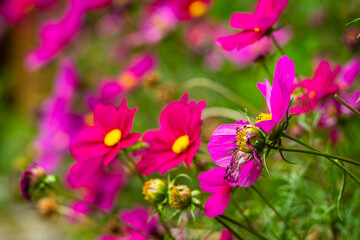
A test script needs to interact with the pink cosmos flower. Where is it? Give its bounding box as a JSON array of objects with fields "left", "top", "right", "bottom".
[
  {"left": 97, "top": 206, "right": 163, "bottom": 240},
  {"left": 34, "top": 60, "right": 84, "bottom": 173},
  {"left": 67, "top": 157, "right": 125, "bottom": 216},
  {"left": 200, "top": 56, "right": 295, "bottom": 217},
  {"left": 89, "top": 54, "right": 156, "bottom": 108},
  {"left": 71, "top": 100, "right": 141, "bottom": 166},
  {"left": 216, "top": 0, "right": 288, "bottom": 51},
  {"left": 256, "top": 55, "right": 295, "bottom": 133},
  {"left": 0, "top": 0, "right": 57, "bottom": 24},
  {"left": 26, "top": 0, "right": 112, "bottom": 70},
  {"left": 290, "top": 60, "right": 340, "bottom": 114},
  {"left": 136, "top": 94, "right": 206, "bottom": 175}
]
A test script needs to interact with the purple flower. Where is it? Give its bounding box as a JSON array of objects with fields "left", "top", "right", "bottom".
[
  {"left": 20, "top": 165, "right": 46, "bottom": 201},
  {"left": 33, "top": 60, "right": 84, "bottom": 173},
  {"left": 25, "top": 0, "right": 112, "bottom": 70}
]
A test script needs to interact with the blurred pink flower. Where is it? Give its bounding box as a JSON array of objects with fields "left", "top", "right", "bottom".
[
  {"left": 97, "top": 206, "right": 163, "bottom": 240},
  {"left": 67, "top": 157, "right": 125, "bottom": 215},
  {"left": 216, "top": 0, "right": 288, "bottom": 51},
  {"left": 34, "top": 60, "right": 84, "bottom": 173},
  {"left": 170, "top": 0, "right": 212, "bottom": 20},
  {"left": 71, "top": 100, "right": 141, "bottom": 166},
  {"left": 256, "top": 55, "right": 295, "bottom": 133},
  {"left": 26, "top": 0, "right": 112, "bottom": 70},
  {"left": 137, "top": 94, "right": 206, "bottom": 175},
  {"left": 0, "top": 0, "right": 57, "bottom": 24}
]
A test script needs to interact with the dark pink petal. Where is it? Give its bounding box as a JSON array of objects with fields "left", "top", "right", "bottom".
[
  {"left": 129, "top": 55, "right": 156, "bottom": 78},
  {"left": 220, "top": 229, "right": 234, "bottom": 240},
  {"left": 184, "top": 138, "right": 202, "bottom": 167},
  {"left": 204, "top": 185, "right": 232, "bottom": 217},
  {"left": 94, "top": 104, "right": 119, "bottom": 132},
  {"left": 159, "top": 102, "right": 191, "bottom": 141},
  {"left": 103, "top": 143, "right": 122, "bottom": 166},
  {"left": 338, "top": 58, "right": 360, "bottom": 88},
  {"left": 199, "top": 167, "right": 229, "bottom": 194},
  {"left": 117, "top": 98, "right": 137, "bottom": 136},
  {"left": 158, "top": 154, "right": 187, "bottom": 174},
  {"left": 215, "top": 31, "right": 261, "bottom": 51},
  {"left": 120, "top": 133, "right": 141, "bottom": 149}
]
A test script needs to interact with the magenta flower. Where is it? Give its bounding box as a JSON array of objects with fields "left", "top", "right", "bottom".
[
  {"left": 26, "top": 0, "right": 112, "bottom": 70},
  {"left": 71, "top": 100, "right": 141, "bottom": 166},
  {"left": 33, "top": 60, "right": 84, "bottom": 173},
  {"left": 338, "top": 57, "right": 360, "bottom": 90},
  {"left": 67, "top": 157, "right": 125, "bottom": 215},
  {"left": 216, "top": 0, "right": 288, "bottom": 51},
  {"left": 290, "top": 60, "right": 341, "bottom": 114},
  {"left": 137, "top": 94, "right": 206, "bottom": 175},
  {"left": 256, "top": 55, "right": 295, "bottom": 133}
]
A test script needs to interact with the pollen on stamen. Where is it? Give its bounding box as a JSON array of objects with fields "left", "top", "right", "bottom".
[
  {"left": 254, "top": 27, "right": 261, "bottom": 32},
  {"left": 256, "top": 113, "right": 272, "bottom": 123}
]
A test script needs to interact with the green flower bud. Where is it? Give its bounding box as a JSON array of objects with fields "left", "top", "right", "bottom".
[
  {"left": 236, "top": 125, "right": 265, "bottom": 153},
  {"left": 169, "top": 185, "right": 192, "bottom": 210},
  {"left": 143, "top": 179, "right": 168, "bottom": 203}
]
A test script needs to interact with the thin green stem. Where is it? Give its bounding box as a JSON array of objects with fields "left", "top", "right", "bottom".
[
  {"left": 269, "top": 146, "right": 360, "bottom": 167},
  {"left": 215, "top": 216, "right": 244, "bottom": 240},
  {"left": 121, "top": 150, "right": 146, "bottom": 183},
  {"left": 48, "top": 185, "right": 155, "bottom": 239},
  {"left": 184, "top": 77, "right": 258, "bottom": 114},
  {"left": 282, "top": 133, "right": 360, "bottom": 186},
  {"left": 258, "top": 58, "right": 273, "bottom": 80},
  {"left": 196, "top": 205, "right": 266, "bottom": 240},
  {"left": 251, "top": 186, "right": 302, "bottom": 240},
  {"left": 157, "top": 211, "right": 175, "bottom": 240},
  {"left": 218, "top": 215, "right": 269, "bottom": 240},
  {"left": 270, "top": 34, "right": 285, "bottom": 55},
  {"left": 334, "top": 94, "right": 360, "bottom": 118},
  {"left": 230, "top": 197, "right": 255, "bottom": 231}
]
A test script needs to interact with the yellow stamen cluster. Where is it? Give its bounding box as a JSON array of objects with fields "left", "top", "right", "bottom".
[
  {"left": 254, "top": 27, "right": 261, "bottom": 32},
  {"left": 172, "top": 135, "right": 190, "bottom": 154},
  {"left": 236, "top": 128, "right": 247, "bottom": 151},
  {"left": 104, "top": 129, "right": 122, "bottom": 147},
  {"left": 256, "top": 113, "right": 272, "bottom": 123}
]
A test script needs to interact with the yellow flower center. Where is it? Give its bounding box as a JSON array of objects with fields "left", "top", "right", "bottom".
[
  {"left": 118, "top": 71, "right": 137, "bottom": 91},
  {"left": 256, "top": 113, "right": 272, "bottom": 123},
  {"left": 188, "top": 1, "right": 208, "bottom": 18},
  {"left": 172, "top": 135, "right": 190, "bottom": 154},
  {"left": 254, "top": 27, "right": 261, "bottom": 32},
  {"left": 104, "top": 129, "right": 122, "bottom": 147}
]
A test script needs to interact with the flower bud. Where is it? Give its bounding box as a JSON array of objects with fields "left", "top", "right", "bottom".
[
  {"left": 236, "top": 125, "right": 265, "bottom": 153},
  {"left": 143, "top": 179, "right": 168, "bottom": 203},
  {"left": 169, "top": 185, "right": 192, "bottom": 210},
  {"left": 36, "top": 197, "right": 57, "bottom": 216},
  {"left": 20, "top": 166, "right": 47, "bottom": 201}
]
